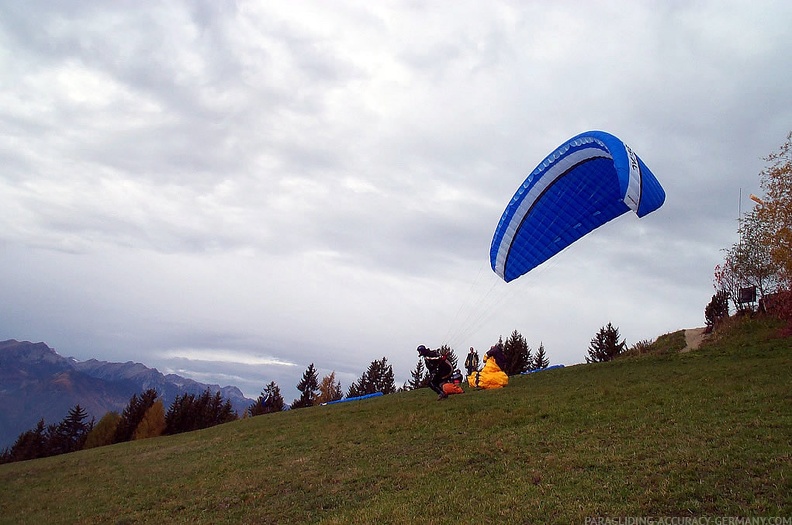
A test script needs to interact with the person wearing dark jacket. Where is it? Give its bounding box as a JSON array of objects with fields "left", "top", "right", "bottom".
[
  {"left": 486, "top": 343, "right": 507, "bottom": 371},
  {"left": 464, "top": 347, "right": 479, "bottom": 376},
  {"left": 417, "top": 345, "right": 453, "bottom": 400}
]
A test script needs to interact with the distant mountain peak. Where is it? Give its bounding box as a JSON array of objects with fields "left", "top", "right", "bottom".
[
  {"left": 0, "top": 339, "right": 253, "bottom": 449},
  {"left": 0, "top": 339, "right": 64, "bottom": 365}
]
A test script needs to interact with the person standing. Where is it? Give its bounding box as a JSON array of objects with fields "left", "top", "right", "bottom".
[{"left": 464, "top": 347, "right": 479, "bottom": 376}]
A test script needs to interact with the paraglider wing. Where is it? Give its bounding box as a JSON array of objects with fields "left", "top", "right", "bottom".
[{"left": 490, "top": 131, "right": 665, "bottom": 282}]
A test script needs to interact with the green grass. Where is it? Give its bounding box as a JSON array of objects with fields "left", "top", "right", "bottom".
[
  {"left": 1, "top": 316, "right": 790, "bottom": 524},
  {"left": 649, "top": 329, "right": 689, "bottom": 354}
]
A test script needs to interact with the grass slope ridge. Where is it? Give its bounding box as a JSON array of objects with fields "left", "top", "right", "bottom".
[{"left": 1, "top": 317, "right": 790, "bottom": 524}]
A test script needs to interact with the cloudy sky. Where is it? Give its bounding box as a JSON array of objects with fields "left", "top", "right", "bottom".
[{"left": 2, "top": 1, "right": 790, "bottom": 402}]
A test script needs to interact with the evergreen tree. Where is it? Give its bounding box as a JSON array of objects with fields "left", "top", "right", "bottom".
[
  {"left": 406, "top": 358, "right": 429, "bottom": 390},
  {"left": 347, "top": 357, "right": 396, "bottom": 397},
  {"left": 1, "top": 405, "right": 94, "bottom": 462},
  {"left": 165, "top": 393, "right": 193, "bottom": 434},
  {"left": 586, "top": 323, "right": 626, "bottom": 363},
  {"left": 248, "top": 381, "right": 285, "bottom": 416},
  {"left": 62, "top": 404, "right": 92, "bottom": 452},
  {"left": 165, "top": 389, "right": 237, "bottom": 434},
  {"left": 206, "top": 390, "right": 237, "bottom": 427},
  {"left": 533, "top": 343, "right": 549, "bottom": 370},
  {"left": 438, "top": 345, "right": 458, "bottom": 370},
  {"left": 316, "top": 372, "right": 343, "bottom": 404},
  {"left": 0, "top": 419, "right": 48, "bottom": 464},
  {"left": 84, "top": 412, "right": 121, "bottom": 449},
  {"left": 291, "top": 363, "right": 320, "bottom": 409},
  {"left": 114, "top": 389, "right": 159, "bottom": 443},
  {"left": 367, "top": 357, "right": 396, "bottom": 395},
  {"left": 346, "top": 377, "right": 365, "bottom": 398},
  {"left": 503, "top": 330, "right": 532, "bottom": 375},
  {"left": 45, "top": 405, "right": 93, "bottom": 456},
  {"left": 194, "top": 390, "right": 215, "bottom": 428}
]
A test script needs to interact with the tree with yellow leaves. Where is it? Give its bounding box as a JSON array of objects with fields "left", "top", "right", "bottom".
[
  {"left": 316, "top": 371, "right": 343, "bottom": 404},
  {"left": 133, "top": 400, "right": 165, "bottom": 440},
  {"left": 756, "top": 131, "right": 792, "bottom": 287}
]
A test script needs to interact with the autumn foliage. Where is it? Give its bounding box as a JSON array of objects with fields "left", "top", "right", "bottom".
[
  {"left": 755, "top": 132, "right": 792, "bottom": 325},
  {"left": 714, "top": 131, "right": 792, "bottom": 323}
]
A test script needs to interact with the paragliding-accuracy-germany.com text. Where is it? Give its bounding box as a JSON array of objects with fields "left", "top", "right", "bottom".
[{"left": 584, "top": 517, "right": 791, "bottom": 525}]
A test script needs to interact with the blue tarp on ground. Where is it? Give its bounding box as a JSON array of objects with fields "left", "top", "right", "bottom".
[
  {"left": 523, "top": 364, "right": 565, "bottom": 374},
  {"left": 322, "top": 392, "right": 383, "bottom": 405}
]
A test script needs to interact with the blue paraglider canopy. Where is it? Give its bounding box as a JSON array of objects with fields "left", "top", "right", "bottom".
[{"left": 490, "top": 131, "right": 665, "bottom": 282}]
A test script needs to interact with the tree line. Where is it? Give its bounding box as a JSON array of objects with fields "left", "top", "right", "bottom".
[
  {"left": 5, "top": 306, "right": 689, "bottom": 464},
  {"left": 1, "top": 388, "right": 238, "bottom": 464},
  {"left": 1, "top": 317, "right": 634, "bottom": 465},
  {"left": 2, "top": 328, "right": 555, "bottom": 464}
]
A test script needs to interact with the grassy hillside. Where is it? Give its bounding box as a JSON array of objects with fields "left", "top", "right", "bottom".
[{"left": 1, "top": 317, "right": 790, "bottom": 524}]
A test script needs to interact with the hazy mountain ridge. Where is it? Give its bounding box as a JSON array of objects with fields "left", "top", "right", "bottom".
[{"left": 0, "top": 339, "right": 253, "bottom": 449}]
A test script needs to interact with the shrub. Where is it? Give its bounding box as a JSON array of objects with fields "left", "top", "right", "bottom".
[{"left": 705, "top": 290, "right": 729, "bottom": 330}]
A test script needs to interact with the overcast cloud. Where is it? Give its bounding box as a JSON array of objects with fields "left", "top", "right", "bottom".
[{"left": 2, "top": 1, "right": 791, "bottom": 401}]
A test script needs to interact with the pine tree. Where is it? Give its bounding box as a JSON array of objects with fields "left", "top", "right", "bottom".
[
  {"left": 206, "top": 390, "right": 237, "bottom": 427},
  {"left": 2, "top": 406, "right": 95, "bottom": 462},
  {"left": 407, "top": 358, "right": 429, "bottom": 390},
  {"left": 63, "top": 404, "right": 92, "bottom": 452},
  {"left": 0, "top": 419, "right": 48, "bottom": 464},
  {"left": 503, "top": 330, "right": 532, "bottom": 375},
  {"left": 346, "top": 379, "right": 361, "bottom": 398},
  {"left": 114, "top": 389, "right": 159, "bottom": 443},
  {"left": 291, "top": 363, "right": 320, "bottom": 409},
  {"left": 347, "top": 357, "right": 397, "bottom": 397},
  {"left": 193, "top": 390, "right": 214, "bottom": 428},
  {"left": 438, "top": 345, "right": 458, "bottom": 370},
  {"left": 586, "top": 323, "right": 626, "bottom": 363},
  {"left": 368, "top": 357, "right": 396, "bottom": 395},
  {"left": 165, "top": 389, "right": 237, "bottom": 434},
  {"left": 248, "top": 381, "right": 285, "bottom": 416},
  {"left": 533, "top": 343, "right": 549, "bottom": 370},
  {"left": 165, "top": 393, "right": 193, "bottom": 434},
  {"left": 46, "top": 405, "right": 93, "bottom": 455}
]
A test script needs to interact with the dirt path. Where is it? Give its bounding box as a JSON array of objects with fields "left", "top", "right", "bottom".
[{"left": 681, "top": 327, "right": 707, "bottom": 352}]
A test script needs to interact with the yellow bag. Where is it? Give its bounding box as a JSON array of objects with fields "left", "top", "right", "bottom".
[{"left": 474, "top": 356, "right": 509, "bottom": 389}]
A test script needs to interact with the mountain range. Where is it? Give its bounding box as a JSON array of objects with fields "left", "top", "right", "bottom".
[{"left": 0, "top": 339, "right": 253, "bottom": 449}]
